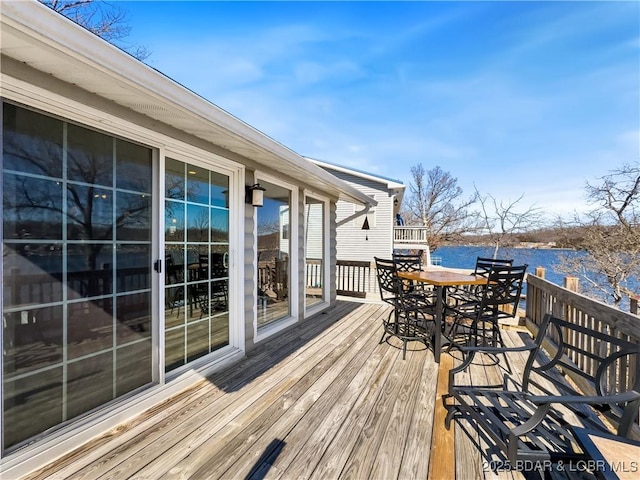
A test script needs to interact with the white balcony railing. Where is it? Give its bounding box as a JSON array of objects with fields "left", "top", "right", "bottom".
[{"left": 393, "top": 226, "right": 429, "bottom": 246}]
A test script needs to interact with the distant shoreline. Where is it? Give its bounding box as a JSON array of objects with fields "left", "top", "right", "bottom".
[{"left": 442, "top": 245, "right": 578, "bottom": 252}]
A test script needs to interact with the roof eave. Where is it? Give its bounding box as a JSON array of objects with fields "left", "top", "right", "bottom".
[{"left": 0, "top": 0, "right": 374, "bottom": 207}]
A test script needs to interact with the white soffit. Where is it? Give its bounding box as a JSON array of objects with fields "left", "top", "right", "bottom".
[{"left": 0, "top": 1, "right": 374, "bottom": 207}]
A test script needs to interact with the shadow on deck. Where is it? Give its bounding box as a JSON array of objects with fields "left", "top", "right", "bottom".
[{"left": 23, "top": 300, "right": 595, "bottom": 480}]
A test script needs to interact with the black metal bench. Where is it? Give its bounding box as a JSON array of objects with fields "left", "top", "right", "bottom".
[{"left": 445, "top": 313, "right": 640, "bottom": 467}]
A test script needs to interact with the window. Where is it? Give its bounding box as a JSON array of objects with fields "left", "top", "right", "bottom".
[
  {"left": 256, "top": 179, "right": 295, "bottom": 330},
  {"left": 304, "top": 195, "right": 327, "bottom": 311}
]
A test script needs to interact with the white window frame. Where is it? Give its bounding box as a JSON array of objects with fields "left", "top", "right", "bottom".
[
  {"left": 303, "top": 190, "right": 330, "bottom": 318},
  {"left": 252, "top": 172, "right": 299, "bottom": 343},
  {"left": 160, "top": 148, "right": 245, "bottom": 377}
]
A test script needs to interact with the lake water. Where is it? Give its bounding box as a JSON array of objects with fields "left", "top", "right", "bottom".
[
  {"left": 430, "top": 246, "right": 637, "bottom": 312},
  {"left": 431, "top": 245, "right": 584, "bottom": 288}
]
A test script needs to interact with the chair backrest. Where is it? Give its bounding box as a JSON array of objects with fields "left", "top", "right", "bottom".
[
  {"left": 474, "top": 256, "right": 513, "bottom": 277},
  {"left": 374, "top": 257, "right": 398, "bottom": 299},
  {"left": 478, "top": 264, "right": 527, "bottom": 316},
  {"left": 392, "top": 252, "right": 423, "bottom": 272},
  {"left": 524, "top": 313, "right": 640, "bottom": 438}
]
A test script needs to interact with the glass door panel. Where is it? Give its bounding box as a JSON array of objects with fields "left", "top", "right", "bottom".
[
  {"left": 164, "top": 158, "right": 230, "bottom": 372},
  {"left": 305, "top": 197, "right": 325, "bottom": 309},
  {"left": 257, "top": 181, "right": 291, "bottom": 327},
  {"left": 2, "top": 103, "right": 153, "bottom": 451}
]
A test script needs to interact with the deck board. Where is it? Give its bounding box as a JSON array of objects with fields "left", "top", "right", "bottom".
[{"left": 22, "top": 300, "right": 571, "bottom": 480}]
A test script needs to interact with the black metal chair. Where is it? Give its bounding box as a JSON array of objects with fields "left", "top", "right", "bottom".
[
  {"left": 392, "top": 251, "right": 437, "bottom": 302},
  {"left": 374, "top": 257, "right": 435, "bottom": 359},
  {"left": 392, "top": 251, "right": 423, "bottom": 270},
  {"left": 445, "top": 313, "right": 640, "bottom": 466},
  {"left": 447, "top": 256, "right": 514, "bottom": 307},
  {"left": 446, "top": 264, "right": 527, "bottom": 349},
  {"left": 474, "top": 256, "right": 514, "bottom": 276}
]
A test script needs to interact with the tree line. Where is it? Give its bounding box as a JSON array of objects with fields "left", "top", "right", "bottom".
[{"left": 402, "top": 162, "right": 640, "bottom": 310}]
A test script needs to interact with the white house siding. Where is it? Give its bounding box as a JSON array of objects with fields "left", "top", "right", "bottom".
[
  {"left": 327, "top": 170, "right": 394, "bottom": 263},
  {"left": 243, "top": 171, "right": 258, "bottom": 352},
  {"left": 304, "top": 203, "right": 324, "bottom": 260},
  {"left": 329, "top": 202, "right": 338, "bottom": 301}
]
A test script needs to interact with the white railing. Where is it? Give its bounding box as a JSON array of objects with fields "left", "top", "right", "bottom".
[{"left": 393, "top": 226, "right": 429, "bottom": 245}]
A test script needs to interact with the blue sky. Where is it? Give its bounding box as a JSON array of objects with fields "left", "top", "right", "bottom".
[{"left": 121, "top": 1, "right": 639, "bottom": 218}]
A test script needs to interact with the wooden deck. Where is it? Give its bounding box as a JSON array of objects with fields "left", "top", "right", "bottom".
[{"left": 22, "top": 300, "right": 593, "bottom": 480}]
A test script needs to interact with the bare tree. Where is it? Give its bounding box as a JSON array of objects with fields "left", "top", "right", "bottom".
[
  {"left": 40, "top": 0, "right": 150, "bottom": 60},
  {"left": 402, "top": 164, "right": 478, "bottom": 251},
  {"left": 556, "top": 163, "right": 640, "bottom": 308},
  {"left": 475, "top": 187, "right": 544, "bottom": 258}
]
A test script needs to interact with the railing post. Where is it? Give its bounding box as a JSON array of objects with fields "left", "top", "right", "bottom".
[
  {"left": 631, "top": 296, "right": 639, "bottom": 315},
  {"left": 563, "top": 276, "right": 579, "bottom": 323},
  {"left": 535, "top": 267, "right": 545, "bottom": 279},
  {"left": 564, "top": 276, "right": 579, "bottom": 292}
]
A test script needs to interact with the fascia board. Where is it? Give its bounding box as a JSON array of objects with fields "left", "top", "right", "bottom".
[{"left": 306, "top": 157, "right": 406, "bottom": 191}]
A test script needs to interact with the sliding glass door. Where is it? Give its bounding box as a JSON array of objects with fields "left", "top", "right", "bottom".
[
  {"left": 2, "top": 103, "right": 153, "bottom": 450},
  {"left": 164, "top": 158, "right": 230, "bottom": 372}
]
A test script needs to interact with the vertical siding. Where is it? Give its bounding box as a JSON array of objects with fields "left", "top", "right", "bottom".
[
  {"left": 329, "top": 201, "right": 337, "bottom": 302},
  {"left": 243, "top": 171, "right": 258, "bottom": 352},
  {"left": 297, "top": 189, "right": 305, "bottom": 322},
  {"left": 305, "top": 203, "right": 324, "bottom": 260}
]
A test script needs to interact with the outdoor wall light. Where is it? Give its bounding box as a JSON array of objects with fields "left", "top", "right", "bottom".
[{"left": 246, "top": 183, "right": 266, "bottom": 207}]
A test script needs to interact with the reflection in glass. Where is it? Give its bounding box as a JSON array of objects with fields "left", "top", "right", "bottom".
[
  {"left": 165, "top": 247, "right": 184, "bottom": 285},
  {"left": 165, "top": 327, "right": 186, "bottom": 371},
  {"left": 211, "top": 312, "right": 230, "bottom": 351},
  {"left": 187, "top": 204, "right": 209, "bottom": 243},
  {"left": 165, "top": 200, "right": 185, "bottom": 241},
  {"left": 305, "top": 197, "right": 325, "bottom": 309},
  {"left": 165, "top": 157, "right": 185, "bottom": 200},
  {"left": 116, "top": 139, "right": 152, "bottom": 193},
  {"left": 67, "top": 299, "right": 113, "bottom": 358},
  {"left": 3, "top": 243, "right": 64, "bottom": 307},
  {"left": 2, "top": 103, "right": 153, "bottom": 449},
  {"left": 165, "top": 286, "right": 185, "bottom": 328},
  {"left": 3, "top": 367, "right": 63, "bottom": 449},
  {"left": 257, "top": 181, "right": 291, "bottom": 327},
  {"left": 164, "top": 158, "right": 230, "bottom": 373},
  {"left": 67, "top": 185, "right": 113, "bottom": 240},
  {"left": 116, "top": 192, "right": 151, "bottom": 241},
  {"left": 2, "top": 103, "right": 63, "bottom": 177},
  {"left": 116, "top": 244, "right": 151, "bottom": 292},
  {"left": 2, "top": 305, "right": 63, "bottom": 376},
  {"left": 116, "top": 340, "right": 152, "bottom": 396},
  {"left": 186, "top": 164, "right": 209, "bottom": 204},
  {"left": 210, "top": 208, "right": 229, "bottom": 242},
  {"left": 187, "top": 319, "right": 209, "bottom": 363},
  {"left": 4, "top": 174, "right": 63, "bottom": 240},
  {"left": 210, "top": 172, "right": 229, "bottom": 207},
  {"left": 67, "top": 124, "right": 113, "bottom": 186},
  {"left": 67, "top": 244, "right": 113, "bottom": 299},
  {"left": 66, "top": 353, "right": 113, "bottom": 419},
  {"left": 116, "top": 293, "right": 151, "bottom": 344}
]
